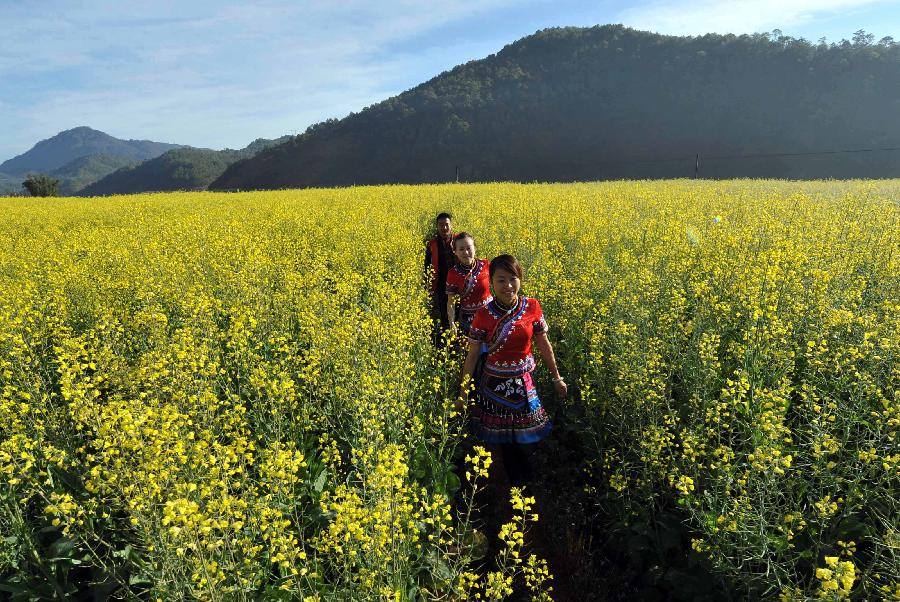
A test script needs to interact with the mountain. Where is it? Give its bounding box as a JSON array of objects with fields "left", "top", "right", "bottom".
[
  {"left": 210, "top": 25, "right": 900, "bottom": 190},
  {"left": 0, "top": 126, "right": 183, "bottom": 176},
  {"left": 241, "top": 137, "right": 293, "bottom": 156},
  {"left": 79, "top": 137, "right": 291, "bottom": 195},
  {"left": 50, "top": 154, "right": 140, "bottom": 195}
]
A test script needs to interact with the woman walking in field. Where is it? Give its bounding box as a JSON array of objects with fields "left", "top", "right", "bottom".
[
  {"left": 445, "top": 232, "right": 492, "bottom": 339},
  {"left": 460, "top": 254, "right": 567, "bottom": 486}
]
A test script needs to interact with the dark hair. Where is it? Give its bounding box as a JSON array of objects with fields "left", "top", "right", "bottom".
[
  {"left": 435, "top": 212, "right": 452, "bottom": 222},
  {"left": 452, "top": 231, "right": 474, "bottom": 248},
  {"left": 489, "top": 254, "right": 523, "bottom": 280}
]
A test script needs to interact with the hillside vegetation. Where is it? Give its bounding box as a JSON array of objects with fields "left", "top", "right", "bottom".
[
  {"left": 211, "top": 26, "right": 900, "bottom": 190},
  {"left": 81, "top": 137, "right": 290, "bottom": 195},
  {"left": 50, "top": 154, "right": 139, "bottom": 195}
]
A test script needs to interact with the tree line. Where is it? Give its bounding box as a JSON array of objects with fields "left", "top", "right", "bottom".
[{"left": 211, "top": 25, "right": 900, "bottom": 190}]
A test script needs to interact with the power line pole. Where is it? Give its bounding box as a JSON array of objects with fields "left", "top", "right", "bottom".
[
  {"left": 694, "top": 153, "right": 700, "bottom": 179},
  {"left": 455, "top": 165, "right": 459, "bottom": 183}
]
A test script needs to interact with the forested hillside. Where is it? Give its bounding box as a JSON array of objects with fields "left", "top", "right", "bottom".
[
  {"left": 211, "top": 25, "right": 900, "bottom": 189},
  {"left": 50, "top": 154, "right": 139, "bottom": 195},
  {"left": 80, "top": 137, "right": 290, "bottom": 195}
]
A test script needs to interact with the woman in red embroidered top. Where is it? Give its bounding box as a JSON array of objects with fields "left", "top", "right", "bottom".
[
  {"left": 460, "top": 254, "right": 567, "bottom": 485},
  {"left": 445, "top": 232, "right": 492, "bottom": 338}
]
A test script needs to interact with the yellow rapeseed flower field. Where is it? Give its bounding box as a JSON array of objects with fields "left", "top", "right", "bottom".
[{"left": 1, "top": 180, "right": 898, "bottom": 600}]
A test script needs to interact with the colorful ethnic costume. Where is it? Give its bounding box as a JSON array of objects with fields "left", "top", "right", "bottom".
[
  {"left": 445, "top": 258, "right": 492, "bottom": 335},
  {"left": 467, "top": 296, "right": 552, "bottom": 444}
]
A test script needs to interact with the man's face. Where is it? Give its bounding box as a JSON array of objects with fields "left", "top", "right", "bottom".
[{"left": 437, "top": 218, "right": 452, "bottom": 239}]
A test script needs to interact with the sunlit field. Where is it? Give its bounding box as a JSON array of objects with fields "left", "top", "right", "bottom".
[{"left": 1, "top": 180, "right": 897, "bottom": 600}]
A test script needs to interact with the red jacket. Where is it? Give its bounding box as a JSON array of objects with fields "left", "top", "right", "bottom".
[{"left": 425, "top": 235, "right": 453, "bottom": 293}]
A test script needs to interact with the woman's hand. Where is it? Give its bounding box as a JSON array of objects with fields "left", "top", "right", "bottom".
[
  {"left": 535, "top": 332, "right": 567, "bottom": 399},
  {"left": 553, "top": 378, "right": 568, "bottom": 399}
]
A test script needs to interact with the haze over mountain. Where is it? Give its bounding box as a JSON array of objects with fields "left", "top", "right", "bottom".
[
  {"left": 79, "top": 137, "right": 291, "bottom": 195},
  {"left": 0, "top": 126, "right": 186, "bottom": 195},
  {"left": 209, "top": 25, "right": 900, "bottom": 190},
  {"left": 50, "top": 154, "right": 141, "bottom": 196},
  {"left": 0, "top": 126, "right": 183, "bottom": 176},
  {"left": 0, "top": 127, "right": 290, "bottom": 196},
  {"left": 0, "top": 173, "right": 19, "bottom": 195}
]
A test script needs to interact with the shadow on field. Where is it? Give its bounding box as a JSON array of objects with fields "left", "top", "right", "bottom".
[{"left": 462, "top": 387, "right": 733, "bottom": 602}]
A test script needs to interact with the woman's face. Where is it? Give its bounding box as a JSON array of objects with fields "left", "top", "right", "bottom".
[
  {"left": 453, "top": 237, "right": 475, "bottom": 266},
  {"left": 491, "top": 268, "right": 520, "bottom": 305}
]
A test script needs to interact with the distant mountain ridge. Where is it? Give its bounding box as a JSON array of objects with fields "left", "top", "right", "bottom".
[
  {"left": 79, "top": 136, "right": 291, "bottom": 195},
  {"left": 0, "top": 128, "right": 289, "bottom": 196},
  {"left": 7, "top": 25, "right": 900, "bottom": 195},
  {"left": 0, "top": 126, "right": 183, "bottom": 176},
  {"left": 50, "top": 154, "right": 140, "bottom": 195},
  {"left": 210, "top": 25, "right": 900, "bottom": 189}
]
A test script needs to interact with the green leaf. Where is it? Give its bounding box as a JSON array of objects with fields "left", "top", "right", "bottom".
[
  {"left": 129, "top": 574, "right": 154, "bottom": 586},
  {"left": 425, "top": 550, "right": 454, "bottom": 582},
  {"left": 49, "top": 537, "right": 76, "bottom": 558},
  {"left": 313, "top": 469, "right": 328, "bottom": 493},
  {"left": 443, "top": 471, "right": 461, "bottom": 495},
  {"left": 113, "top": 544, "right": 142, "bottom": 562}
]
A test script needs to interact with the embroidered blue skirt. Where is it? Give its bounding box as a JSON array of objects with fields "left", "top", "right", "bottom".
[{"left": 470, "top": 363, "right": 552, "bottom": 444}]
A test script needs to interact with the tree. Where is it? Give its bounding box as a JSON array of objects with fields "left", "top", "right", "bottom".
[
  {"left": 22, "top": 173, "right": 60, "bottom": 197},
  {"left": 853, "top": 29, "right": 874, "bottom": 46},
  {"left": 208, "top": 25, "right": 900, "bottom": 189}
]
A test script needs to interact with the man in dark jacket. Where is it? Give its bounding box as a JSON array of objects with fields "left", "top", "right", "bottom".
[{"left": 424, "top": 212, "right": 454, "bottom": 345}]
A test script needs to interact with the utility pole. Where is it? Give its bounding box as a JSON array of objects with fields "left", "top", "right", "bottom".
[
  {"left": 455, "top": 165, "right": 459, "bottom": 183},
  {"left": 694, "top": 153, "right": 700, "bottom": 179}
]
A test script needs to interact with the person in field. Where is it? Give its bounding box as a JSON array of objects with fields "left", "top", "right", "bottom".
[
  {"left": 460, "top": 254, "right": 567, "bottom": 486},
  {"left": 424, "top": 212, "right": 454, "bottom": 345},
  {"left": 445, "top": 232, "right": 492, "bottom": 339}
]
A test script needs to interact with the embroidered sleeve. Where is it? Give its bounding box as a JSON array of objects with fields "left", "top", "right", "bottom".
[
  {"left": 532, "top": 299, "right": 549, "bottom": 334},
  {"left": 445, "top": 267, "right": 462, "bottom": 295},
  {"left": 468, "top": 308, "right": 489, "bottom": 342}
]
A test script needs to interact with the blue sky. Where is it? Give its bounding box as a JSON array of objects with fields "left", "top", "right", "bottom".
[{"left": 2, "top": 0, "right": 899, "bottom": 161}]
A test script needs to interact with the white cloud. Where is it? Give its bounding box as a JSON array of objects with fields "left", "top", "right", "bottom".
[
  {"left": 0, "top": 0, "right": 524, "bottom": 158},
  {"left": 618, "top": 0, "right": 892, "bottom": 36}
]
